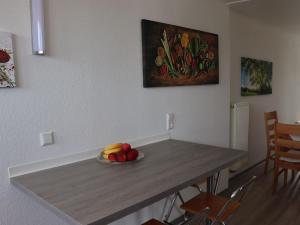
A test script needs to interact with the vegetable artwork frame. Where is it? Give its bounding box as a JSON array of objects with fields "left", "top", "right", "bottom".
[{"left": 142, "top": 19, "right": 219, "bottom": 87}]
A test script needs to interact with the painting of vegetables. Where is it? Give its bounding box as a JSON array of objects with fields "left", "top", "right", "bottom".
[
  {"left": 142, "top": 20, "right": 219, "bottom": 87},
  {"left": 0, "top": 32, "right": 16, "bottom": 88},
  {"left": 241, "top": 57, "right": 272, "bottom": 96}
]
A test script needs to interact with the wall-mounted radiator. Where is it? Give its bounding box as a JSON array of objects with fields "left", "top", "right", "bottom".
[{"left": 230, "top": 102, "right": 250, "bottom": 175}]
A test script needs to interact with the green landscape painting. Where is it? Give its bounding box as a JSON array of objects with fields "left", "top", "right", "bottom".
[{"left": 241, "top": 57, "right": 272, "bottom": 96}]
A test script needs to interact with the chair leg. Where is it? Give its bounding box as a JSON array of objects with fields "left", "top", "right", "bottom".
[
  {"left": 205, "top": 218, "right": 212, "bottom": 225},
  {"left": 264, "top": 149, "right": 270, "bottom": 174},
  {"left": 284, "top": 169, "right": 288, "bottom": 186},
  {"left": 292, "top": 170, "right": 296, "bottom": 181},
  {"left": 273, "top": 165, "right": 279, "bottom": 194}
]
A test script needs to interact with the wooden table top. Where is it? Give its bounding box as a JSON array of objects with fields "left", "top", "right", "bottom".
[{"left": 11, "top": 139, "right": 245, "bottom": 225}]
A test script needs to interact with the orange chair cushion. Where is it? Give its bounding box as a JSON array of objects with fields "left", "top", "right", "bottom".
[{"left": 181, "top": 193, "right": 240, "bottom": 222}]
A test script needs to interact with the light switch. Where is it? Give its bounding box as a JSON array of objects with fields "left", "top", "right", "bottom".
[
  {"left": 40, "top": 131, "right": 54, "bottom": 147},
  {"left": 166, "top": 113, "right": 175, "bottom": 130}
]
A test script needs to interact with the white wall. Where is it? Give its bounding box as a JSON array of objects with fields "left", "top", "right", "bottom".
[
  {"left": 230, "top": 11, "right": 300, "bottom": 169},
  {"left": 0, "top": 0, "right": 231, "bottom": 224}
]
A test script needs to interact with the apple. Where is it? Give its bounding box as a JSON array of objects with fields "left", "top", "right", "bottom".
[
  {"left": 127, "top": 149, "right": 139, "bottom": 161},
  {"left": 108, "top": 153, "right": 117, "bottom": 162},
  {"left": 132, "top": 149, "right": 139, "bottom": 157},
  {"left": 121, "top": 143, "right": 131, "bottom": 153},
  {"left": 116, "top": 152, "right": 127, "bottom": 162}
]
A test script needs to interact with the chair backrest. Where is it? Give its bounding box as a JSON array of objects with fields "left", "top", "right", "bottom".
[
  {"left": 264, "top": 111, "right": 278, "bottom": 149},
  {"left": 212, "top": 176, "right": 256, "bottom": 225},
  {"left": 275, "top": 123, "right": 300, "bottom": 160}
]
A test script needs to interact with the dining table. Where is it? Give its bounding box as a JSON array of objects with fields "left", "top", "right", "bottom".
[{"left": 10, "top": 139, "right": 246, "bottom": 225}]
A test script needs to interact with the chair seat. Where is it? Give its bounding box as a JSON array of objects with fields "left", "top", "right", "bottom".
[
  {"left": 141, "top": 219, "right": 164, "bottom": 225},
  {"left": 280, "top": 157, "right": 300, "bottom": 163},
  {"left": 180, "top": 193, "right": 240, "bottom": 222},
  {"left": 279, "top": 150, "right": 300, "bottom": 163}
]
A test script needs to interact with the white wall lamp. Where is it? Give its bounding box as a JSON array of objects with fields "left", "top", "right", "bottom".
[{"left": 30, "top": 0, "right": 45, "bottom": 55}]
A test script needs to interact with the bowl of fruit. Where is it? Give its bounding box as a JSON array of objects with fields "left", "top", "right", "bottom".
[{"left": 97, "top": 143, "right": 144, "bottom": 164}]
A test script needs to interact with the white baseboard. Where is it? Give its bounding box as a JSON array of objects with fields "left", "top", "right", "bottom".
[{"left": 8, "top": 132, "right": 171, "bottom": 178}]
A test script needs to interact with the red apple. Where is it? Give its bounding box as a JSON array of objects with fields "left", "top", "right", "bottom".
[
  {"left": 121, "top": 143, "right": 131, "bottom": 153},
  {"left": 116, "top": 152, "right": 127, "bottom": 162},
  {"left": 108, "top": 153, "right": 117, "bottom": 162},
  {"left": 127, "top": 149, "right": 139, "bottom": 161},
  {"left": 132, "top": 149, "right": 139, "bottom": 157},
  {"left": 126, "top": 151, "right": 136, "bottom": 161}
]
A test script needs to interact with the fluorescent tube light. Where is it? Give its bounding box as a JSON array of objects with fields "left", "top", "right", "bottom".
[{"left": 30, "top": 0, "right": 45, "bottom": 55}]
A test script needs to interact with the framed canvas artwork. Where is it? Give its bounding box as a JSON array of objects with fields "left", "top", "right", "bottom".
[
  {"left": 142, "top": 19, "right": 219, "bottom": 87},
  {"left": 0, "top": 32, "right": 16, "bottom": 88},
  {"left": 241, "top": 57, "right": 272, "bottom": 96}
]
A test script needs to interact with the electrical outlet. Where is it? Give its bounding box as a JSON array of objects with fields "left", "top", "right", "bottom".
[
  {"left": 40, "top": 131, "right": 54, "bottom": 147},
  {"left": 166, "top": 113, "right": 175, "bottom": 130}
]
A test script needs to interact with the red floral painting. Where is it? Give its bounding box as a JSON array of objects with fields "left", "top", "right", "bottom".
[
  {"left": 142, "top": 20, "right": 219, "bottom": 87},
  {"left": 0, "top": 32, "right": 16, "bottom": 88}
]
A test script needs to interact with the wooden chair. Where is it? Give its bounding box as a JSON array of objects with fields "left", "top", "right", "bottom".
[
  {"left": 142, "top": 219, "right": 164, "bottom": 225},
  {"left": 273, "top": 123, "right": 300, "bottom": 194},
  {"left": 163, "top": 174, "right": 219, "bottom": 224},
  {"left": 264, "top": 111, "right": 278, "bottom": 174},
  {"left": 180, "top": 176, "right": 256, "bottom": 225}
]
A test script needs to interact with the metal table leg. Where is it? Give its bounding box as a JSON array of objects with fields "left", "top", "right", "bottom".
[
  {"left": 206, "top": 172, "right": 221, "bottom": 225},
  {"left": 207, "top": 175, "right": 214, "bottom": 194},
  {"left": 206, "top": 175, "right": 214, "bottom": 225},
  {"left": 164, "top": 193, "right": 178, "bottom": 223},
  {"left": 163, "top": 192, "right": 185, "bottom": 224},
  {"left": 207, "top": 172, "right": 221, "bottom": 194}
]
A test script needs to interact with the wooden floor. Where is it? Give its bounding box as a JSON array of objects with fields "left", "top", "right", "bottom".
[{"left": 221, "top": 163, "right": 300, "bottom": 225}]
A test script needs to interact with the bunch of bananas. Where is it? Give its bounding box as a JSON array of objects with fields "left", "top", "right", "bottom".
[{"left": 101, "top": 143, "right": 122, "bottom": 159}]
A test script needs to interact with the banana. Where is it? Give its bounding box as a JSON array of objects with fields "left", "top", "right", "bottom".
[
  {"left": 102, "top": 147, "right": 121, "bottom": 155},
  {"left": 104, "top": 143, "right": 122, "bottom": 150},
  {"left": 102, "top": 153, "right": 109, "bottom": 160}
]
